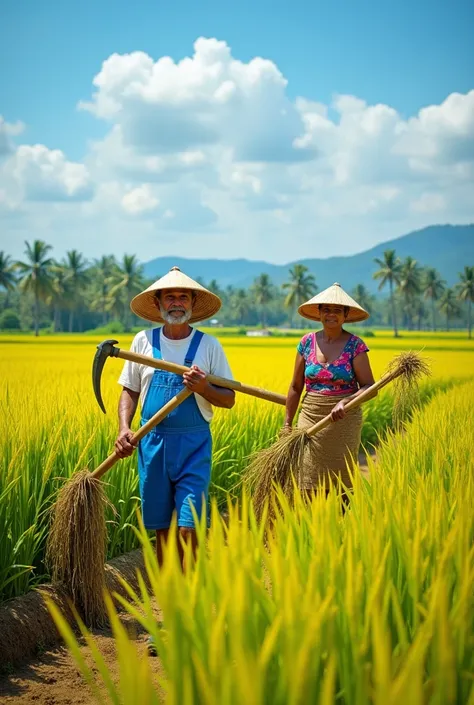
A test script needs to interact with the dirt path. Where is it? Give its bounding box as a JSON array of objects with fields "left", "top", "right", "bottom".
[{"left": 0, "top": 606, "right": 165, "bottom": 705}]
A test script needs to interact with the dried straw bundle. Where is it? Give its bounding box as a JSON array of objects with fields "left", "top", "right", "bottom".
[
  {"left": 45, "top": 387, "right": 192, "bottom": 626},
  {"left": 387, "top": 352, "right": 431, "bottom": 428},
  {"left": 46, "top": 469, "right": 112, "bottom": 626},
  {"left": 244, "top": 351, "right": 430, "bottom": 522}
]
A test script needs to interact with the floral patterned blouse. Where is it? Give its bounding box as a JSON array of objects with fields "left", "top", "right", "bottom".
[{"left": 297, "top": 332, "right": 370, "bottom": 396}]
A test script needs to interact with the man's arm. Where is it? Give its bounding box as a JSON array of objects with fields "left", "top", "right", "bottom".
[
  {"left": 115, "top": 387, "right": 140, "bottom": 458},
  {"left": 183, "top": 366, "right": 235, "bottom": 409},
  {"left": 200, "top": 383, "right": 236, "bottom": 409}
]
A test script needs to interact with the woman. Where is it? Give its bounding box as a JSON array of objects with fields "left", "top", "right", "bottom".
[{"left": 283, "top": 282, "right": 375, "bottom": 496}]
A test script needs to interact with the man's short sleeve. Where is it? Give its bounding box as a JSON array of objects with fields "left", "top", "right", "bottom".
[
  {"left": 208, "top": 337, "right": 233, "bottom": 380},
  {"left": 117, "top": 334, "right": 142, "bottom": 392}
]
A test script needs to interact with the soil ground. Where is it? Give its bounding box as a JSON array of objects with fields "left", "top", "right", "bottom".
[{"left": 0, "top": 604, "right": 165, "bottom": 705}]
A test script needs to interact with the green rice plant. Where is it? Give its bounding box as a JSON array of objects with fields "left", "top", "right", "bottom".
[{"left": 49, "top": 381, "right": 474, "bottom": 704}]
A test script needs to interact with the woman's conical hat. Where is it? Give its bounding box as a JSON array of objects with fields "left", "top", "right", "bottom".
[
  {"left": 130, "top": 266, "right": 222, "bottom": 324},
  {"left": 298, "top": 282, "right": 370, "bottom": 323}
]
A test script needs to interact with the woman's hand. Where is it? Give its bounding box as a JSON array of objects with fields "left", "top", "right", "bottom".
[
  {"left": 330, "top": 400, "right": 346, "bottom": 421},
  {"left": 279, "top": 424, "right": 292, "bottom": 438}
]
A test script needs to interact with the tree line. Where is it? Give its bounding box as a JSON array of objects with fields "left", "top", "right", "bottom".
[{"left": 0, "top": 241, "right": 473, "bottom": 337}]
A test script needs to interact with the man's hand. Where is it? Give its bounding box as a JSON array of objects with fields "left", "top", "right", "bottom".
[
  {"left": 183, "top": 365, "right": 209, "bottom": 395},
  {"left": 115, "top": 428, "right": 137, "bottom": 458},
  {"left": 330, "top": 400, "right": 346, "bottom": 421}
]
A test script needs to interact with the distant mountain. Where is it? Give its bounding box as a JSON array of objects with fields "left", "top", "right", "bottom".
[{"left": 142, "top": 224, "right": 474, "bottom": 293}]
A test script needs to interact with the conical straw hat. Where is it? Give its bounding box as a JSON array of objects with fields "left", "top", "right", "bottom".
[
  {"left": 130, "top": 266, "right": 222, "bottom": 324},
  {"left": 298, "top": 282, "right": 370, "bottom": 323}
]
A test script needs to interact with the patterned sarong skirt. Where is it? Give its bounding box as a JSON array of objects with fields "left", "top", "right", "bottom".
[{"left": 296, "top": 392, "right": 362, "bottom": 491}]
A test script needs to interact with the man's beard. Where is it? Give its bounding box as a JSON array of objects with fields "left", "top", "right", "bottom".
[{"left": 159, "top": 303, "right": 193, "bottom": 325}]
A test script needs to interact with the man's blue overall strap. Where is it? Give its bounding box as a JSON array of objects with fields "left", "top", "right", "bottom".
[{"left": 151, "top": 327, "right": 205, "bottom": 366}]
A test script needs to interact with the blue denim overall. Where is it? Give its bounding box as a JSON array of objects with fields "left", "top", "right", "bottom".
[{"left": 137, "top": 328, "right": 212, "bottom": 530}]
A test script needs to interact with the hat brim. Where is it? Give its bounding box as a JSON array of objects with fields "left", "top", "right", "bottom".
[
  {"left": 130, "top": 289, "right": 221, "bottom": 324},
  {"left": 298, "top": 303, "right": 370, "bottom": 323}
]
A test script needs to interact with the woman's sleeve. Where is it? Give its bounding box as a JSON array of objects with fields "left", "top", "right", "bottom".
[
  {"left": 297, "top": 333, "right": 309, "bottom": 358},
  {"left": 353, "top": 337, "right": 369, "bottom": 357}
]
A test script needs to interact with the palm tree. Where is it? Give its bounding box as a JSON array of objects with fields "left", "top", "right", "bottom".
[
  {"left": 457, "top": 266, "right": 474, "bottom": 339},
  {"left": 251, "top": 273, "right": 274, "bottom": 328},
  {"left": 207, "top": 279, "right": 224, "bottom": 305},
  {"left": 373, "top": 249, "right": 402, "bottom": 336},
  {"left": 63, "top": 250, "right": 90, "bottom": 332},
  {"left": 282, "top": 264, "right": 316, "bottom": 326},
  {"left": 0, "top": 252, "right": 16, "bottom": 309},
  {"left": 15, "top": 240, "right": 54, "bottom": 336},
  {"left": 205, "top": 278, "right": 227, "bottom": 315},
  {"left": 351, "top": 284, "right": 374, "bottom": 324},
  {"left": 230, "top": 288, "right": 249, "bottom": 325},
  {"left": 438, "top": 288, "right": 460, "bottom": 331},
  {"left": 48, "top": 264, "right": 72, "bottom": 332},
  {"left": 224, "top": 284, "right": 235, "bottom": 310},
  {"left": 415, "top": 297, "right": 427, "bottom": 331},
  {"left": 399, "top": 257, "right": 421, "bottom": 330},
  {"left": 89, "top": 255, "right": 118, "bottom": 325},
  {"left": 423, "top": 268, "right": 445, "bottom": 332},
  {"left": 108, "top": 255, "right": 145, "bottom": 331}
]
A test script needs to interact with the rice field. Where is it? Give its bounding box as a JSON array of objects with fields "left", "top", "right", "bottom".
[
  {"left": 1, "top": 330, "right": 474, "bottom": 702},
  {"left": 1, "top": 331, "right": 473, "bottom": 602}
]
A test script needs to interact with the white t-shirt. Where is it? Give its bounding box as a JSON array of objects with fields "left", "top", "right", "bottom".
[{"left": 117, "top": 328, "right": 233, "bottom": 422}]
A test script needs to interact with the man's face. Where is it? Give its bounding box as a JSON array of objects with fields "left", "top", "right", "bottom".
[
  {"left": 320, "top": 304, "right": 346, "bottom": 327},
  {"left": 157, "top": 289, "right": 194, "bottom": 324}
]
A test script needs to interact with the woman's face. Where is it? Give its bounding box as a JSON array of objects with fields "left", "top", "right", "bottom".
[{"left": 320, "top": 304, "right": 346, "bottom": 329}]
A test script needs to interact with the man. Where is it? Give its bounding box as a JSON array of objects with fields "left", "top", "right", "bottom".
[{"left": 115, "top": 266, "right": 235, "bottom": 573}]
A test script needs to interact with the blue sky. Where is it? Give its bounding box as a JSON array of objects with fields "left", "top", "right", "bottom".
[
  {"left": 2, "top": 0, "right": 473, "bottom": 158},
  {"left": 1, "top": 0, "right": 473, "bottom": 263}
]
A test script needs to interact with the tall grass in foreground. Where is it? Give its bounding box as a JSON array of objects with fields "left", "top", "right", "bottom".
[{"left": 50, "top": 381, "right": 474, "bottom": 705}]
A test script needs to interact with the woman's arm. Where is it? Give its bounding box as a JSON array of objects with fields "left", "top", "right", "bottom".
[
  {"left": 283, "top": 353, "right": 306, "bottom": 429},
  {"left": 352, "top": 352, "right": 376, "bottom": 396},
  {"left": 330, "top": 352, "right": 376, "bottom": 421}
]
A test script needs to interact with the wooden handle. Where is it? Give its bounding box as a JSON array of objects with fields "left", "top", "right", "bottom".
[
  {"left": 91, "top": 388, "right": 193, "bottom": 479},
  {"left": 116, "top": 349, "right": 286, "bottom": 406},
  {"left": 305, "top": 369, "right": 400, "bottom": 438}
]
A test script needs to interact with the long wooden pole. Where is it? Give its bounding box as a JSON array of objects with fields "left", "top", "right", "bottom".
[
  {"left": 113, "top": 348, "right": 286, "bottom": 406},
  {"left": 91, "top": 388, "right": 192, "bottom": 479}
]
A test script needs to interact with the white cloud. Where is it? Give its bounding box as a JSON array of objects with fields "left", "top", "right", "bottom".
[
  {"left": 0, "top": 116, "right": 25, "bottom": 157},
  {"left": 121, "top": 184, "right": 159, "bottom": 214},
  {"left": 2, "top": 144, "right": 94, "bottom": 202},
  {"left": 0, "top": 38, "right": 473, "bottom": 263},
  {"left": 88, "top": 125, "right": 215, "bottom": 185},
  {"left": 395, "top": 90, "right": 474, "bottom": 168},
  {"left": 79, "top": 37, "right": 310, "bottom": 163}
]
